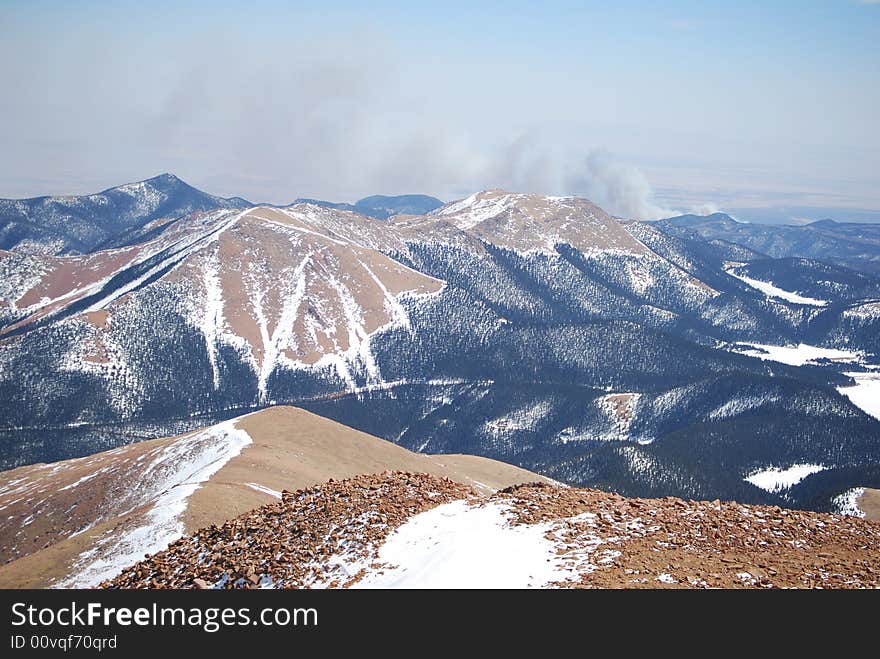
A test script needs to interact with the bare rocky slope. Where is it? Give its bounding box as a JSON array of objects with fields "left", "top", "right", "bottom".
[{"left": 104, "top": 471, "right": 880, "bottom": 589}]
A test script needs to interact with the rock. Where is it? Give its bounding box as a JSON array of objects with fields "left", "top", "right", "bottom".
[{"left": 96, "top": 471, "right": 880, "bottom": 591}]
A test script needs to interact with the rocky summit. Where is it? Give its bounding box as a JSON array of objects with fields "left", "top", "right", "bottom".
[{"left": 103, "top": 472, "right": 880, "bottom": 590}]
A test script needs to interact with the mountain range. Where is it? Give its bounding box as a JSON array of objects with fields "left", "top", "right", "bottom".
[
  {"left": 0, "top": 173, "right": 444, "bottom": 256},
  {"left": 1, "top": 175, "right": 879, "bottom": 520},
  {"left": 660, "top": 213, "right": 880, "bottom": 276}
]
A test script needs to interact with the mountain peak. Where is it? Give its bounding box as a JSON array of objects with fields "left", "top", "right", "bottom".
[
  {"left": 140, "top": 172, "right": 189, "bottom": 190},
  {"left": 103, "top": 173, "right": 192, "bottom": 197},
  {"left": 430, "top": 189, "right": 648, "bottom": 254},
  {"left": 0, "top": 174, "right": 250, "bottom": 256},
  {"left": 148, "top": 172, "right": 181, "bottom": 183}
]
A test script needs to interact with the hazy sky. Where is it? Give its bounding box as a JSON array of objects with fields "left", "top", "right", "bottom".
[{"left": 2, "top": 0, "right": 879, "bottom": 220}]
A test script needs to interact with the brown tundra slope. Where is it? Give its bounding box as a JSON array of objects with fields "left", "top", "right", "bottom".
[
  {"left": 0, "top": 406, "right": 552, "bottom": 589},
  {"left": 105, "top": 471, "right": 880, "bottom": 590}
]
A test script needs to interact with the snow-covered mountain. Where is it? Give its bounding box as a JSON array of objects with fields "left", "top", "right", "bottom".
[
  {"left": 1, "top": 186, "right": 879, "bottom": 514},
  {"left": 0, "top": 173, "right": 251, "bottom": 256}
]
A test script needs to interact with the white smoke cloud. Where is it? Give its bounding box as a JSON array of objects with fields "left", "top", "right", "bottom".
[
  {"left": 0, "top": 25, "right": 701, "bottom": 220},
  {"left": 563, "top": 150, "right": 677, "bottom": 220},
  {"left": 1, "top": 6, "right": 876, "bottom": 215},
  {"left": 475, "top": 137, "right": 679, "bottom": 220},
  {"left": 688, "top": 201, "right": 720, "bottom": 216}
]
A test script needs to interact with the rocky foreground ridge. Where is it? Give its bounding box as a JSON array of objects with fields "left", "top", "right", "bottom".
[{"left": 103, "top": 472, "right": 880, "bottom": 589}]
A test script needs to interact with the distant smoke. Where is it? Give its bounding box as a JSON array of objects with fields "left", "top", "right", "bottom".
[
  {"left": 0, "top": 26, "right": 697, "bottom": 219},
  {"left": 1, "top": 8, "right": 876, "bottom": 214},
  {"left": 479, "top": 137, "right": 677, "bottom": 220},
  {"left": 564, "top": 150, "right": 676, "bottom": 220},
  {"left": 487, "top": 135, "right": 561, "bottom": 194},
  {"left": 689, "top": 202, "right": 720, "bottom": 216}
]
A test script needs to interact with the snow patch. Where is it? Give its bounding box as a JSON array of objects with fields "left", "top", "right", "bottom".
[
  {"left": 246, "top": 482, "right": 282, "bottom": 499},
  {"left": 58, "top": 469, "right": 107, "bottom": 492},
  {"left": 732, "top": 342, "right": 863, "bottom": 367},
  {"left": 201, "top": 252, "right": 225, "bottom": 390},
  {"left": 727, "top": 270, "right": 828, "bottom": 306},
  {"left": 837, "top": 372, "right": 880, "bottom": 420},
  {"left": 249, "top": 254, "right": 311, "bottom": 401},
  {"left": 353, "top": 500, "right": 578, "bottom": 588},
  {"left": 832, "top": 488, "right": 866, "bottom": 518},
  {"left": 744, "top": 464, "right": 826, "bottom": 493}
]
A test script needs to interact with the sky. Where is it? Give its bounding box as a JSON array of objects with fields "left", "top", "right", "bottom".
[{"left": 1, "top": 0, "right": 879, "bottom": 221}]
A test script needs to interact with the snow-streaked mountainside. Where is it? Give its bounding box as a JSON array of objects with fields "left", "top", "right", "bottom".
[
  {"left": 0, "top": 415, "right": 253, "bottom": 587},
  {"left": 1, "top": 185, "right": 879, "bottom": 514},
  {"left": 0, "top": 204, "right": 442, "bottom": 400},
  {"left": 0, "top": 174, "right": 251, "bottom": 256}
]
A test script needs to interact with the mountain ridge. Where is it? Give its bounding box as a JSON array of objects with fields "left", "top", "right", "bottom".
[
  {"left": 659, "top": 212, "right": 880, "bottom": 275},
  {"left": 0, "top": 173, "right": 252, "bottom": 256},
  {"left": 0, "top": 406, "right": 553, "bottom": 588}
]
